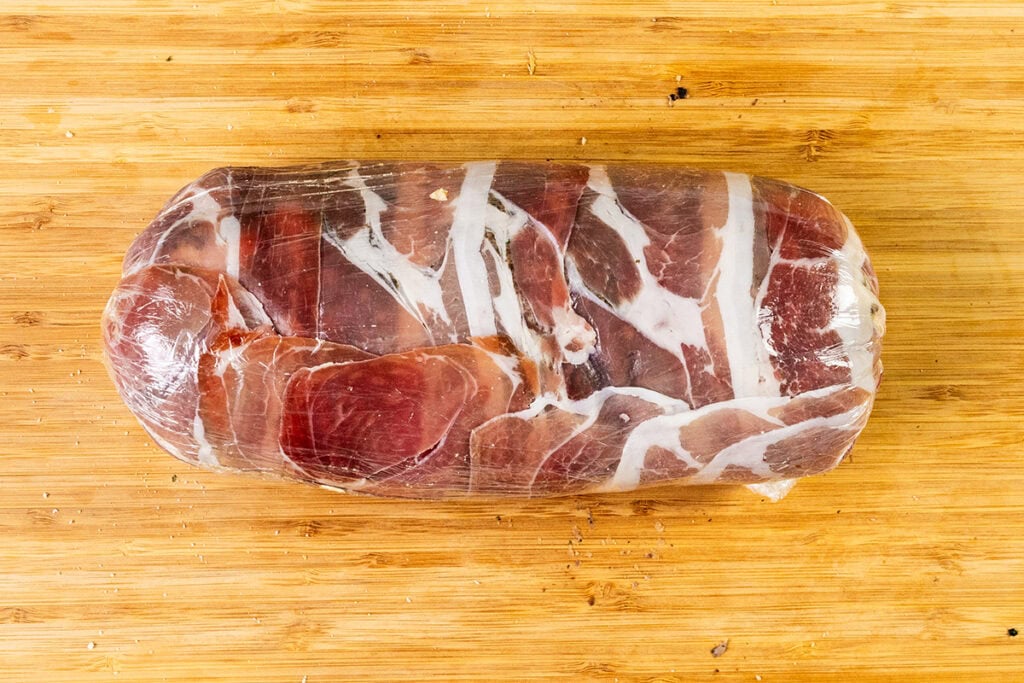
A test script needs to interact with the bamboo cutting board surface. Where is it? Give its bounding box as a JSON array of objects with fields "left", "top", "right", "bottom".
[{"left": 1, "top": 2, "right": 1023, "bottom": 681}]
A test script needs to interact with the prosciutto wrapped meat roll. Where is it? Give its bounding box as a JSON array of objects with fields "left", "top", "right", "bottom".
[{"left": 103, "top": 162, "right": 884, "bottom": 499}]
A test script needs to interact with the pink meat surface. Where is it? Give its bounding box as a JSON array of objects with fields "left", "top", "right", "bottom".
[{"left": 103, "top": 161, "right": 885, "bottom": 499}]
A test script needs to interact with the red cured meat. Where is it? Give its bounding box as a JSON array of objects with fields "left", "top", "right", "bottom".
[
  {"left": 198, "top": 336, "right": 374, "bottom": 472},
  {"left": 103, "top": 161, "right": 885, "bottom": 499}
]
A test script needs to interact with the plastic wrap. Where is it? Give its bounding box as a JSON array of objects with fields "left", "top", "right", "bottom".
[{"left": 102, "top": 161, "right": 885, "bottom": 500}]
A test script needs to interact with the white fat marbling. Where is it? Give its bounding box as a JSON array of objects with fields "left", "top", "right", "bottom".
[
  {"left": 221, "top": 279, "right": 248, "bottom": 329},
  {"left": 136, "top": 188, "right": 224, "bottom": 275},
  {"left": 192, "top": 413, "right": 220, "bottom": 468},
  {"left": 487, "top": 190, "right": 596, "bottom": 364},
  {"left": 319, "top": 166, "right": 454, "bottom": 333},
  {"left": 217, "top": 215, "right": 241, "bottom": 279},
  {"left": 484, "top": 195, "right": 531, "bottom": 240},
  {"left": 550, "top": 304, "right": 597, "bottom": 365},
  {"left": 690, "top": 401, "right": 865, "bottom": 483},
  {"left": 212, "top": 337, "right": 255, "bottom": 378},
  {"left": 578, "top": 167, "right": 709, "bottom": 354},
  {"left": 716, "top": 172, "right": 781, "bottom": 398},
  {"left": 476, "top": 386, "right": 688, "bottom": 491},
  {"left": 608, "top": 383, "right": 854, "bottom": 490},
  {"left": 474, "top": 385, "right": 686, "bottom": 445},
  {"left": 475, "top": 343, "right": 525, "bottom": 393},
  {"left": 449, "top": 162, "right": 499, "bottom": 337},
  {"left": 479, "top": 209, "right": 546, "bottom": 364}
]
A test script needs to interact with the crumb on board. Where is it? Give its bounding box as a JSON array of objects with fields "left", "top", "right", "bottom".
[
  {"left": 580, "top": 136, "right": 587, "bottom": 146},
  {"left": 527, "top": 49, "right": 537, "bottom": 75},
  {"left": 429, "top": 187, "right": 449, "bottom": 201},
  {"left": 710, "top": 639, "right": 728, "bottom": 657}
]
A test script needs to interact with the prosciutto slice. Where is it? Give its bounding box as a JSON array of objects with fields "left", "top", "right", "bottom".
[{"left": 103, "top": 161, "right": 885, "bottom": 499}]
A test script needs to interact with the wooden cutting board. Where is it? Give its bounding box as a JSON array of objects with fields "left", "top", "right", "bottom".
[{"left": 1, "top": 2, "right": 1022, "bottom": 681}]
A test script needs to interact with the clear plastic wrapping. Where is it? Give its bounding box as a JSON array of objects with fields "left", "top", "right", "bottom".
[{"left": 102, "top": 161, "right": 885, "bottom": 499}]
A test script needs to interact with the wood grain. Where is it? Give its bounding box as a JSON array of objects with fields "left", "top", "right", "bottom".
[{"left": 1, "top": 1, "right": 1022, "bottom": 680}]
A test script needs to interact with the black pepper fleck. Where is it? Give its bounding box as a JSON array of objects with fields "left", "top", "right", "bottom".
[{"left": 1009, "top": 628, "right": 1019, "bottom": 637}]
